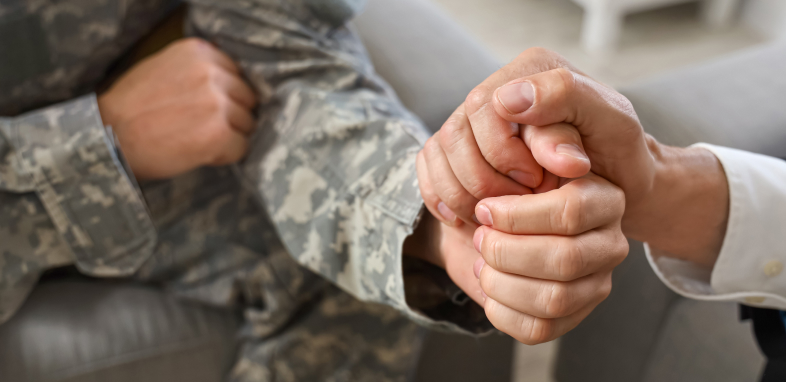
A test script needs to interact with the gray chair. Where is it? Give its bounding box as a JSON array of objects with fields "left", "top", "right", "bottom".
[
  {"left": 556, "top": 42, "right": 786, "bottom": 382},
  {"left": 0, "top": 0, "right": 515, "bottom": 381}
]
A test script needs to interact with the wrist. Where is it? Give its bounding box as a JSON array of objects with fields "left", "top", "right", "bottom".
[
  {"left": 404, "top": 211, "right": 445, "bottom": 268},
  {"left": 96, "top": 92, "right": 119, "bottom": 128},
  {"left": 622, "top": 140, "right": 729, "bottom": 268}
]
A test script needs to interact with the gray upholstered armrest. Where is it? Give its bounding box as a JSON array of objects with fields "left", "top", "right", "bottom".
[{"left": 620, "top": 42, "right": 786, "bottom": 157}]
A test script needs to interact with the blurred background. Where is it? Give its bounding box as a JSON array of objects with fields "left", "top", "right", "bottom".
[
  {"left": 432, "top": 0, "right": 783, "bottom": 87},
  {"left": 424, "top": 0, "right": 786, "bottom": 381}
]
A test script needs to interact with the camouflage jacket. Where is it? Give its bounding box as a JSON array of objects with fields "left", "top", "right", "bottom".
[{"left": 0, "top": 0, "right": 490, "bottom": 347}]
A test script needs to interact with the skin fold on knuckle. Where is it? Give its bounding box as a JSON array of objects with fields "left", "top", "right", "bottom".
[
  {"left": 542, "top": 281, "right": 571, "bottom": 318},
  {"left": 598, "top": 274, "right": 613, "bottom": 301},
  {"left": 441, "top": 188, "right": 471, "bottom": 214},
  {"left": 479, "top": 266, "right": 499, "bottom": 298},
  {"left": 482, "top": 230, "right": 505, "bottom": 272},
  {"left": 524, "top": 317, "right": 554, "bottom": 345},
  {"left": 481, "top": 146, "right": 509, "bottom": 173},
  {"left": 465, "top": 173, "right": 495, "bottom": 200},
  {"left": 560, "top": 192, "right": 585, "bottom": 235},
  {"left": 554, "top": 237, "right": 584, "bottom": 281},
  {"left": 437, "top": 116, "right": 467, "bottom": 154},
  {"left": 464, "top": 88, "right": 491, "bottom": 116},
  {"left": 497, "top": 200, "right": 520, "bottom": 233},
  {"left": 535, "top": 67, "right": 576, "bottom": 123}
]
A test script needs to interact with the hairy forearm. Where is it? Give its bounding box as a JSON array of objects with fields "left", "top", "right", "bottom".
[{"left": 622, "top": 136, "right": 730, "bottom": 268}]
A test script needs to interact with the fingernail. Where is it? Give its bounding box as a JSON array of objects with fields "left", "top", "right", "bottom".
[
  {"left": 556, "top": 144, "right": 589, "bottom": 162},
  {"left": 475, "top": 204, "right": 493, "bottom": 226},
  {"left": 473, "top": 257, "right": 485, "bottom": 279},
  {"left": 473, "top": 229, "right": 485, "bottom": 253},
  {"left": 508, "top": 170, "right": 536, "bottom": 188},
  {"left": 497, "top": 82, "right": 535, "bottom": 114},
  {"left": 437, "top": 202, "right": 456, "bottom": 222},
  {"left": 480, "top": 289, "right": 488, "bottom": 300}
]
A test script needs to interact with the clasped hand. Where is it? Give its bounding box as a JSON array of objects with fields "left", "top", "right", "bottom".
[{"left": 417, "top": 48, "right": 636, "bottom": 344}]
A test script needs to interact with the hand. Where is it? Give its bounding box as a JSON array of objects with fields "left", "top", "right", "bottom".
[
  {"left": 419, "top": 51, "right": 594, "bottom": 227},
  {"left": 473, "top": 173, "right": 628, "bottom": 344},
  {"left": 486, "top": 48, "right": 728, "bottom": 267},
  {"left": 404, "top": 211, "right": 487, "bottom": 305},
  {"left": 98, "top": 37, "right": 258, "bottom": 181}
]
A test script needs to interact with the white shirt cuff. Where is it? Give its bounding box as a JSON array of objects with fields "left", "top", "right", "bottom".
[{"left": 645, "top": 143, "right": 786, "bottom": 310}]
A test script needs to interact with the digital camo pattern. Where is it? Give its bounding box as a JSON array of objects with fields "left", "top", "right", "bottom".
[
  {"left": 0, "top": 0, "right": 180, "bottom": 116},
  {"left": 0, "top": 94, "right": 155, "bottom": 323},
  {"left": 0, "top": 0, "right": 491, "bottom": 380}
]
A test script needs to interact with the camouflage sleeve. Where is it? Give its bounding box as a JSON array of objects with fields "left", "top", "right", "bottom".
[
  {"left": 0, "top": 94, "right": 156, "bottom": 324},
  {"left": 187, "top": 0, "right": 491, "bottom": 333}
]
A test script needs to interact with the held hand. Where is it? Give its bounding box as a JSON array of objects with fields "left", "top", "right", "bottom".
[
  {"left": 473, "top": 173, "right": 628, "bottom": 344},
  {"left": 419, "top": 49, "right": 597, "bottom": 227},
  {"left": 487, "top": 48, "right": 728, "bottom": 266},
  {"left": 98, "top": 38, "right": 258, "bottom": 181}
]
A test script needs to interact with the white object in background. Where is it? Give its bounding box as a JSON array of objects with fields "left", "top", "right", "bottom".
[{"left": 573, "top": 0, "right": 741, "bottom": 54}]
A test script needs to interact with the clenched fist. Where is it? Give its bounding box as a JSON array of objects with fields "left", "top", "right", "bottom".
[{"left": 98, "top": 37, "right": 257, "bottom": 180}]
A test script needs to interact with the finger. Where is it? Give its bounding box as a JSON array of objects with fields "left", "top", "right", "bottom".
[
  {"left": 522, "top": 123, "right": 590, "bottom": 179},
  {"left": 208, "top": 125, "right": 249, "bottom": 166},
  {"left": 491, "top": 68, "right": 650, "bottom": 193},
  {"left": 423, "top": 134, "right": 477, "bottom": 225},
  {"left": 224, "top": 98, "right": 257, "bottom": 136},
  {"left": 458, "top": 47, "right": 586, "bottom": 189},
  {"left": 438, "top": 105, "right": 532, "bottom": 200},
  {"left": 440, "top": 223, "right": 485, "bottom": 306},
  {"left": 214, "top": 69, "right": 258, "bottom": 109},
  {"left": 484, "top": 293, "right": 603, "bottom": 345},
  {"left": 475, "top": 225, "right": 628, "bottom": 281},
  {"left": 475, "top": 172, "right": 625, "bottom": 235},
  {"left": 194, "top": 38, "right": 243, "bottom": 75},
  {"left": 533, "top": 169, "right": 560, "bottom": 194},
  {"left": 480, "top": 263, "right": 611, "bottom": 319},
  {"left": 417, "top": 150, "right": 461, "bottom": 227},
  {"left": 464, "top": 91, "right": 542, "bottom": 188}
]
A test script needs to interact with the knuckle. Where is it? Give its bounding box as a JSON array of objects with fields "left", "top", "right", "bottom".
[
  {"left": 612, "top": 186, "right": 627, "bottom": 216},
  {"left": 613, "top": 233, "right": 630, "bottom": 264},
  {"left": 554, "top": 239, "right": 584, "bottom": 280},
  {"left": 479, "top": 267, "right": 499, "bottom": 297},
  {"left": 558, "top": 192, "right": 585, "bottom": 235},
  {"left": 521, "top": 46, "right": 551, "bottom": 59},
  {"left": 437, "top": 116, "right": 464, "bottom": 150},
  {"left": 464, "top": 88, "right": 488, "bottom": 114},
  {"left": 202, "top": 91, "right": 226, "bottom": 115},
  {"left": 441, "top": 187, "right": 470, "bottom": 209},
  {"left": 465, "top": 176, "right": 494, "bottom": 200},
  {"left": 503, "top": 202, "right": 522, "bottom": 233},
  {"left": 486, "top": 233, "right": 505, "bottom": 271},
  {"left": 599, "top": 276, "right": 613, "bottom": 300},
  {"left": 542, "top": 282, "right": 571, "bottom": 318},
  {"left": 193, "top": 62, "right": 220, "bottom": 85},
  {"left": 174, "top": 37, "right": 203, "bottom": 52},
  {"left": 481, "top": 146, "right": 509, "bottom": 171},
  {"left": 525, "top": 317, "right": 554, "bottom": 345},
  {"left": 550, "top": 67, "right": 577, "bottom": 105}
]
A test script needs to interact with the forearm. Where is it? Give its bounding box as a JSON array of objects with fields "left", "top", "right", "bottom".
[{"left": 623, "top": 136, "right": 729, "bottom": 268}]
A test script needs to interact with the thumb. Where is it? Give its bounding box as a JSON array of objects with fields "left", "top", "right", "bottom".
[
  {"left": 492, "top": 68, "right": 639, "bottom": 151},
  {"left": 521, "top": 123, "right": 591, "bottom": 180},
  {"left": 492, "top": 68, "right": 652, "bottom": 196}
]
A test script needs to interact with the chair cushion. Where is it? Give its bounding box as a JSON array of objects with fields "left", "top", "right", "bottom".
[
  {"left": 620, "top": 42, "right": 786, "bottom": 157},
  {"left": 641, "top": 300, "right": 764, "bottom": 382},
  {"left": 0, "top": 279, "right": 239, "bottom": 382},
  {"left": 354, "top": 0, "right": 501, "bottom": 133}
]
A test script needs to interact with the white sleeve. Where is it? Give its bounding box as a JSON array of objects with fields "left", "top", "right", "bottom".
[{"left": 646, "top": 143, "right": 786, "bottom": 310}]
